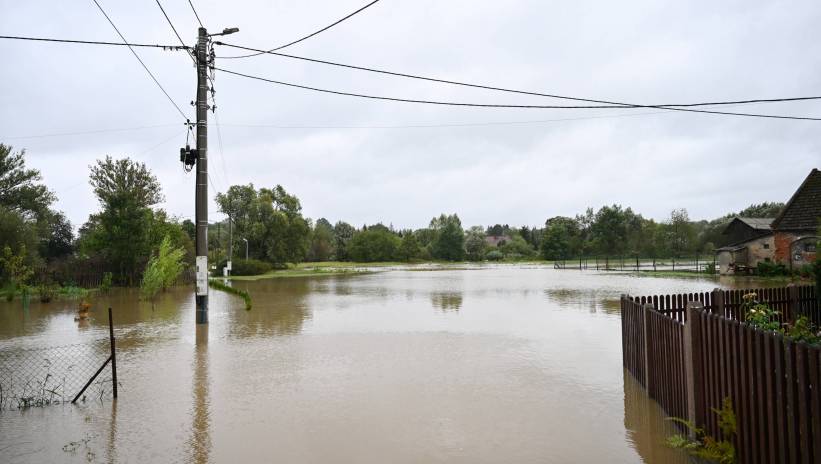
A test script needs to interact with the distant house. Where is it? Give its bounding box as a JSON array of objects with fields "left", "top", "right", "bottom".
[
  {"left": 715, "top": 217, "right": 775, "bottom": 274},
  {"left": 771, "top": 168, "right": 820, "bottom": 269},
  {"left": 485, "top": 235, "right": 512, "bottom": 247}
]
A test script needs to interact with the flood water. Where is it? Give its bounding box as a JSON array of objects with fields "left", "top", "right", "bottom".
[{"left": 0, "top": 265, "right": 766, "bottom": 463}]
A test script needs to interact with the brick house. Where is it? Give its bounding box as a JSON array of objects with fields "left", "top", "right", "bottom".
[
  {"left": 771, "top": 169, "right": 820, "bottom": 269},
  {"left": 715, "top": 217, "right": 775, "bottom": 274}
]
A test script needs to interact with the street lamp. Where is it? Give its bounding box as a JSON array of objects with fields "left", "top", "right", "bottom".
[{"left": 241, "top": 238, "right": 248, "bottom": 260}]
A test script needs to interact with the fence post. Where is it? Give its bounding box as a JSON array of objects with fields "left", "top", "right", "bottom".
[
  {"left": 684, "top": 301, "right": 706, "bottom": 436},
  {"left": 642, "top": 303, "right": 654, "bottom": 392},
  {"left": 787, "top": 283, "right": 799, "bottom": 321},
  {"left": 711, "top": 287, "right": 725, "bottom": 318},
  {"left": 108, "top": 307, "right": 117, "bottom": 399}
]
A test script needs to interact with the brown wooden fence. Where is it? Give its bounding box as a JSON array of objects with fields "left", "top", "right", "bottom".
[
  {"left": 629, "top": 284, "right": 819, "bottom": 325},
  {"left": 621, "top": 284, "right": 821, "bottom": 464}
]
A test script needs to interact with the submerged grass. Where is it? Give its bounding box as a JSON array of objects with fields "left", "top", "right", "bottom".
[{"left": 209, "top": 279, "right": 252, "bottom": 310}]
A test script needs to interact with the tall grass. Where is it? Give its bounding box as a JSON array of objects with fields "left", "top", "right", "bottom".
[{"left": 209, "top": 279, "right": 252, "bottom": 310}]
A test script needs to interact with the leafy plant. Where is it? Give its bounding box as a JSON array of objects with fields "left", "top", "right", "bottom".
[
  {"left": 742, "top": 293, "right": 781, "bottom": 332},
  {"left": 666, "top": 397, "right": 736, "bottom": 463},
  {"left": 99, "top": 272, "right": 113, "bottom": 293},
  {"left": 140, "top": 235, "right": 186, "bottom": 303},
  {"left": 784, "top": 316, "right": 821, "bottom": 345},
  {"left": 209, "top": 279, "right": 252, "bottom": 310}
]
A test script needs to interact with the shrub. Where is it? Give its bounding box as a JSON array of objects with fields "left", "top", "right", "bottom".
[
  {"left": 216, "top": 258, "right": 272, "bottom": 276},
  {"left": 486, "top": 250, "right": 504, "bottom": 261},
  {"left": 756, "top": 261, "right": 788, "bottom": 277},
  {"left": 140, "top": 235, "right": 186, "bottom": 302},
  {"left": 99, "top": 272, "right": 113, "bottom": 293},
  {"left": 666, "top": 397, "right": 736, "bottom": 464}
]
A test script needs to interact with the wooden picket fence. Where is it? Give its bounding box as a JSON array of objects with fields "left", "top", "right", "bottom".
[{"left": 621, "top": 284, "right": 820, "bottom": 464}]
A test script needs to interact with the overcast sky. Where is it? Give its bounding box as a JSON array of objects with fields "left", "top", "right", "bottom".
[{"left": 1, "top": 0, "right": 819, "bottom": 230}]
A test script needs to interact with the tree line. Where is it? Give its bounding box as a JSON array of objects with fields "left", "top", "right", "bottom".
[{"left": 0, "top": 142, "right": 788, "bottom": 292}]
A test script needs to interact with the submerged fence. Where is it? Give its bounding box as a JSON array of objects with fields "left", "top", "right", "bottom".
[
  {"left": 621, "top": 284, "right": 820, "bottom": 464},
  {"left": 0, "top": 308, "right": 118, "bottom": 410},
  {"left": 555, "top": 256, "right": 716, "bottom": 272}
]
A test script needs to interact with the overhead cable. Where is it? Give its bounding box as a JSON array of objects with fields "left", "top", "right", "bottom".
[
  {"left": 218, "top": 0, "right": 381, "bottom": 58},
  {"left": 90, "top": 0, "right": 189, "bottom": 120},
  {"left": 214, "top": 67, "right": 821, "bottom": 120}
]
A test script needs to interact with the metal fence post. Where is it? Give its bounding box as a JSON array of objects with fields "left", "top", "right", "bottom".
[
  {"left": 109, "top": 307, "right": 117, "bottom": 399},
  {"left": 684, "top": 301, "right": 706, "bottom": 437}
]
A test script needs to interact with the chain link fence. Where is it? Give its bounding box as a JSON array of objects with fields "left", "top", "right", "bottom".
[{"left": 0, "top": 309, "right": 118, "bottom": 411}]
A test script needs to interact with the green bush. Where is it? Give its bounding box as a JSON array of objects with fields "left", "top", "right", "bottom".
[
  {"left": 756, "top": 261, "right": 788, "bottom": 277},
  {"left": 99, "top": 272, "right": 113, "bottom": 293},
  {"left": 486, "top": 250, "right": 504, "bottom": 261},
  {"left": 796, "top": 264, "right": 815, "bottom": 279},
  {"left": 216, "top": 258, "right": 272, "bottom": 276}
]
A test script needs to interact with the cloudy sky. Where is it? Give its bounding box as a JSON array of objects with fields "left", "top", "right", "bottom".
[{"left": 1, "top": 0, "right": 819, "bottom": 230}]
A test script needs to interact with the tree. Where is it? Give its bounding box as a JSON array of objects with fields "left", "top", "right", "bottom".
[
  {"left": 216, "top": 184, "right": 311, "bottom": 266},
  {"left": 666, "top": 208, "right": 696, "bottom": 257},
  {"left": 81, "top": 156, "right": 181, "bottom": 285},
  {"left": 0, "top": 144, "right": 55, "bottom": 219},
  {"left": 541, "top": 218, "right": 578, "bottom": 260},
  {"left": 465, "top": 226, "right": 487, "bottom": 261},
  {"left": 0, "top": 244, "right": 33, "bottom": 292},
  {"left": 398, "top": 231, "right": 421, "bottom": 261},
  {"left": 333, "top": 221, "right": 355, "bottom": 261},
  {"left": 431, "top": 214, "right": 465, "bottom": 261},
  {"left": 308, "top": 218, "right": 334, "bottom": 262},
  {"left": 37, "top": 211, "right": 73, "bottom": 261},
  {"left": 349, "top": 229, "right": 400, "bottom": 262}
]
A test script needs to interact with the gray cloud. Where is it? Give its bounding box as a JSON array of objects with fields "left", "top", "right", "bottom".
[{"left": 1, "top": 0, "right": 819, "bottom": 230}]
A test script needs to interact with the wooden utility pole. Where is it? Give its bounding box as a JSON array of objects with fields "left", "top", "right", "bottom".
[{"left": 195, "top": 26, "right": 209, "bottom": 325}]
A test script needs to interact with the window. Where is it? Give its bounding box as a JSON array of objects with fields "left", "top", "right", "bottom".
[
  {"left": 765, "top": 257, "right": 771, "bottom": 262},
  {"left": 805, "top": 243, "right": 817, "bottom": 252},
  {"left": 763, "top": 243, "right": 770, "bottom": 249}
]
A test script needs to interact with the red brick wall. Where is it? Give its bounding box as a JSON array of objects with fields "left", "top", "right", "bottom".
[{"left": 773, "top": 232, "right": 797, "bottom": 264}]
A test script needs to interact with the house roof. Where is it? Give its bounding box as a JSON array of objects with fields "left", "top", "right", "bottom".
[
  {"left": 733, "top": 217, "right": 774, "bottom": 231},
  {"left": 772, "top": 168, "right": 821, "bottom": 232}
]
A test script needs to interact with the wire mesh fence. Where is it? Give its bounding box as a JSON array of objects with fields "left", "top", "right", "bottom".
[
  {"left": 0, "top": 308, "right": 119, "bottom": 411},
  {"left": 0, "top": 342, "right": 114, "bottom": 410}
]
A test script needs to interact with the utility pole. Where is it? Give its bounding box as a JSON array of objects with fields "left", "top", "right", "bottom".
[
  {"left": 194, "top": 26, "right": 209, "bottom": 325},
  {"left": 228, "top": 215, "right": 232, "bottom": 275}
]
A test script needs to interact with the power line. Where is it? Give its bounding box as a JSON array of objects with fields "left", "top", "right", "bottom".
[
  {"left": 188, "top": 0, "right": 205, "bottom": 28},
  {"left": 219, "top": 0, "right": 381, "bottom": 59},
  {"left": 213, "top": 67, "right": 821, "bottom": 121},
  {"left": 215, "top": 42, "right": 821, "bottom": 113},
  {"left": 0, "top": 34, "right": 188, "bottom": 49},
  {"left": 90, "top": 0, "right": 189, "bottom": 121},
  {"left": 1, "top": 123, "right": 180, "bottom": 140},
  {"left": 217, "top": 111, "right": 676, "bottom": 129},
  {"left": 155, "top": 0, "right": 190, "bottom": 55}
]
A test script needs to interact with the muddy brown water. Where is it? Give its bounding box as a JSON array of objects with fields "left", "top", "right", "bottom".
[{"left": 0, "top": 265, "right": 770, "bottom": 463}]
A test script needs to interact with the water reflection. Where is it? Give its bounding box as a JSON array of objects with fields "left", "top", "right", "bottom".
[
  {"left": 225, "top": 278, "right": 312, "bottom": 338},
  {"left": 430, "top": 292, "right": 463, "bottom": 311},
  {"left": 543, "top": 287, "right": 622, "bottom": 314},
  {"left": 188, "top": 326, "right": 211, "bottom": 464},
  {"left": 623, "top": 370, "right": 687, "bottom": 464}
]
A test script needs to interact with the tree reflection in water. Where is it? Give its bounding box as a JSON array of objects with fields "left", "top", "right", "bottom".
[{"left": 430, "top": 292, "right": 463, "bottom": 311}]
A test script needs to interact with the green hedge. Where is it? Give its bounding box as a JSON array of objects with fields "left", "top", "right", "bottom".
[{"left": 215, "top": 258, "right": 272, "bottom": 276}]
